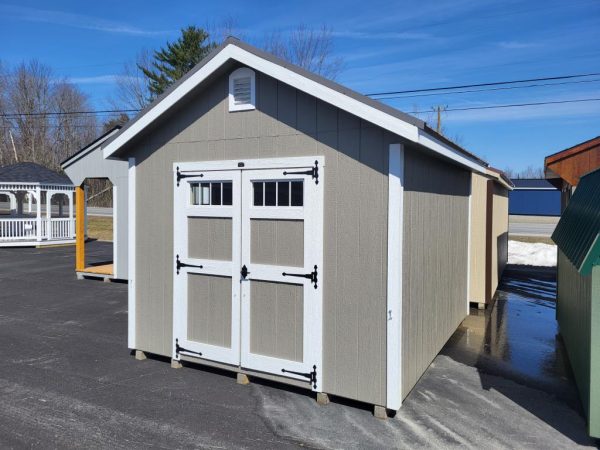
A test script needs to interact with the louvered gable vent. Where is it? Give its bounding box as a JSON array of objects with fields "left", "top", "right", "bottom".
[{"left": 229, "top": 68, "right": 256, "bottom": 111}]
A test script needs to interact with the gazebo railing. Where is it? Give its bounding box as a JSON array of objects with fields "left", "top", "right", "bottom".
[{"left": 0, "top": 217, "right": 75, "bottom": 242}]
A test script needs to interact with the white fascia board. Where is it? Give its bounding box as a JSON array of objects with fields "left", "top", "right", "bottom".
[
  {"left": 417, "top": 129, "right": 487, "bottom": 173},
  {"left": 103, "top": 43, "right": 485, "bottom": 172}
]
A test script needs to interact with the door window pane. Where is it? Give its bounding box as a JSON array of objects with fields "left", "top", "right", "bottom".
[
  {"left": 190, "top": 183, "right": 200, "bottom": 205},
  {"left": 291, "top": 181, "right": 303, "bottom": 206},
  {"left": 222, "top": 182, "right": 232, "bottom": 206},
  {"left": 264, "top": 182, "right": 276, "bottom": 206},
  {"left": 211, "top": 182, "right": 221, "bottom": 205},
  {"left": 277, "top": 181, "right": 290, "bottom": 206},
  {"left": 201, "top": 183, "right": 210, "bottom": 205},
  {"left": 253, "top": 182, "right": 263, "bottom": 206}
]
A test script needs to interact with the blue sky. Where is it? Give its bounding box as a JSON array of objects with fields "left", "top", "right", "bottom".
[{"left": 2, "top": 0, "right": 599, "bottom": 172}]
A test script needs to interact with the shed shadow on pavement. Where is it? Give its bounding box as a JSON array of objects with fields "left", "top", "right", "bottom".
[{"left": 443, "top": 264, "right": 596, "bottom": 446}]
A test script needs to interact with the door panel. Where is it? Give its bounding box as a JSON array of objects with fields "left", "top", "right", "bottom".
[
  {"left": 173, "top": 170, "right": 241, "bottom": 365},
  {"left": 250, "top": 280, "right": 304, "bottom": 362},
  {"left": 250, "top": 219, "right": 304, "bottom": 267},
  {"left": 188, "top": 217, "right": 232, "bottom": 260},
  {"left": 188, "top": 274, "right": 232, "bottom": 348},
  {"left": 240, "top": 167, "right": 323, "bottom": 388}
]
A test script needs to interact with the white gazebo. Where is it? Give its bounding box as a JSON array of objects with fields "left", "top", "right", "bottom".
[{"left": 0, "top": 162, "right": 76, "bottom": 247}]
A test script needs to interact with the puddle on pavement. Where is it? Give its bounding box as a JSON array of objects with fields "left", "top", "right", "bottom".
[{"left": 443, "top": 265, "right": 574, "bottom": 394}]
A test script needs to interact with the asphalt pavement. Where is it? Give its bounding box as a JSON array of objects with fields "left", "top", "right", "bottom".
[{"left": 0, "top": 242, "right": 596, "bottom": 448}]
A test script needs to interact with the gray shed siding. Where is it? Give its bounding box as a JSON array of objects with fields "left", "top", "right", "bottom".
[
  {"left": 401, "top": 148, "right": 470, "bottom": 397},
  {"left": 129, "top": 69, "right": 394, "bottom": 406},
  {"left": 63, "top": 146, "right": 129, "bottom": 279}
]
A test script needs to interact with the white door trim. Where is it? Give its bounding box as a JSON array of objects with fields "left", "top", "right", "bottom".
[
  {"left": 387, "top": 143, "right": 404, "bottom": 410},
  {"left": 175, "top": 156, "right": 322, "bottom": 173},
  {"left": 127, "top": 158, "right": 136, "bottom": 349}
]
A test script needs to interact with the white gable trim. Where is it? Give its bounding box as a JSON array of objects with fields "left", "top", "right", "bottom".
[{"left": 102, "top": 44, "right": 486, "bottom": 172}]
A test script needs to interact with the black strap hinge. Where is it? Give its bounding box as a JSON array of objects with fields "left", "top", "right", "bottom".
[
  {"left": 175, "top": 338, "right": 202, "bottom": 358},
  {"left": 282, "top": 265, "right": 318, "bottom": 289},
  {"left": 283, "top": 160, "right": 319, "bottom": 184},
  {"left": 176, "top": 166, "right": 203, "bottom": 186},
  {"left": 281, "top": 365, "right": 317, "bottom": 389},
  {"left": 176, "top": 254, "right": 203, "bottom": 274}
]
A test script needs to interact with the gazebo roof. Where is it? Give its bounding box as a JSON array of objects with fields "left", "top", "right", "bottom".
[{"left": 0, "top": 162, "right": 72, "bottom": 185}]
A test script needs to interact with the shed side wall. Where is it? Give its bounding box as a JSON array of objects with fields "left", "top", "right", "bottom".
[
  {"left": 557, "top": 249, "right": 592, "bottom": 420},
  {"left": 401, "top": 148, "right": 470, "bottom": 397},
  {"left": 490, "top": 183, "right": 509, "bottom": 301},
  {"left": 130, "top": 70, "right": 392, "bottom": 405},
  {"left": 469, "top": 172, "right": 488, "bottom": 304}
]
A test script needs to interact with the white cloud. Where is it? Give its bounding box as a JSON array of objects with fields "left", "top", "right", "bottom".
[
  {"left": 66, "top": 75, "right": 140, "bottom": 85},
  {"left": 498, "top": 41, "right": 541, "bottom": 49},
  {"left": 0, "top": 4, "right": 174, "bottom": 37}
]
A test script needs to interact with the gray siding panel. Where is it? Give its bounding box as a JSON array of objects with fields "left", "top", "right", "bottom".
[
  {"left": 251, "top": 219, "right": 304, "bottom": 267},
  {"left": 401, "top": 147, "right": 470, "bottom": 397},
  {"left": 131, "top": 70, "right": 391, "bottom": 405},
  {"left": 250, "top": 280, "right": 303, "bottom": 362},
  {"left": 188, "top": 274, "right": 232, "bottom": 348},
  {"left": 188, "top": 217, "right": 232, "bottom": 261}
]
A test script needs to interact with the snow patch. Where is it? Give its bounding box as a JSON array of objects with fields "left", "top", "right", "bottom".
[{"left": 508, "top": 240, "right": 557, "bottom": 267}]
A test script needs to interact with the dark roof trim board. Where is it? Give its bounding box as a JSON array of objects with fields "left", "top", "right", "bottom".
[
  {"left": 552, "top": 167, "right": 600, "bottom": 275},
  {"left": 61, "top": 126, "right": 121, "bottom": 169},
  {"left": 101, "top": 37, "right": 488, "bottom": 172},
  {"left": 511, "top": 178, "right": 558, "bottom": 190},
  {"left": 0, "top": 162, "right": 72, "bottom": 185}
]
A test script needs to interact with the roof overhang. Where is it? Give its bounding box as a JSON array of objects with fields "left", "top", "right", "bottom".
[
  {"left": 62, "top": 126, "right": 121, "bottom": 170},
  {"left": 101, "top": 39, "right": 488, "bottom": 173}
]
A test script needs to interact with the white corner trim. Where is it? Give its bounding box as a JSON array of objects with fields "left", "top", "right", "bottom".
[
  {"left": 127, "top": 157, "right": 136, "bottom": 349},
  {"left": 113, "top": 185, "right": 118, "bottom": 277},
  {"left": 229, "top": 67, "right": 256, "bottom": 111},
  {"left": 387, "top": 143, "right": 404, "bottom": 410},
  {"left": 101, "top": 43, "right": 487, "bottom": 173}
]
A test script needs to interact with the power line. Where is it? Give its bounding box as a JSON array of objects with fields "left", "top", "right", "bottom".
[
  {"left": 366, "top": 72, "right": 600, "bottom": 97},
  {"left": 374, "top": 78, "right": 600, "bottom": 100},
  {"left": 0, "top": 109, "right": 139, "bottom": 118},
  {"left": 412, "top": 97, "right": 600, "bottom": 114}
]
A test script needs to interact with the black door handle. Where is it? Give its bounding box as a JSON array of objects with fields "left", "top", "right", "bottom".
[{"left": 241, "top": 265, "right": 250, "bottom": 279}]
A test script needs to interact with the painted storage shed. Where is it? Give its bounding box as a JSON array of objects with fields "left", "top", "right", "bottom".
[
  {"left": 469, "top": 168, "right": 513, "bottom": 308},
  {"left": 552, "top": 167, "right": 600, "bottom": 438},
  {"left": 545, "top": 135, "right": 600, "bottom": 212},
  {"left": 61, "top": 127, "right": 129, "bottom": 281},
  {"left": 98, "top": 38, "right": 490, "bottom": 416},
  {"left": 508, "top": 178, "right": 561, "bottom": 216}
]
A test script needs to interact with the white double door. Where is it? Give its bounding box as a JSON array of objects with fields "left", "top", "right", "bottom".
[{"left": 173, "top": 159, "right": 323, "bottom": 388}]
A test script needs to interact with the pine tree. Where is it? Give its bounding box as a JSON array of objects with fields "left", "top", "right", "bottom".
[{"left": 141, "top": 26, "right": 216, "bottom": 98}]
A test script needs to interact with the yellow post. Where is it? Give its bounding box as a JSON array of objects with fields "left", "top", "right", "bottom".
[{"left": 75, "top": 185, "right": 85, "bottom": 271}]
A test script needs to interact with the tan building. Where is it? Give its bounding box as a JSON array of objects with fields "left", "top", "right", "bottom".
[
  {"left": 469, "top": 168, "right": 513, "bottom": 308},
  {"left": 77, "top": 38, "right": 502, "bottom": 417}
]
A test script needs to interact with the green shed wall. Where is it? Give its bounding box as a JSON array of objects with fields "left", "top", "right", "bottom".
[{"left": 557, "top": 250, "right": 600, "bottom": 438}]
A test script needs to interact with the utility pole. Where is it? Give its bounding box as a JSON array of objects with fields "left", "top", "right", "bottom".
[
  {"left": 9, "top": 130, "right": 18, "bottom": 162},
  {"left": 434, "top": 105, "right": 447, "bottom": 133}
]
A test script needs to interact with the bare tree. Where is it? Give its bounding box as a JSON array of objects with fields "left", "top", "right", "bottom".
[
  {"left": 111, "top": 49, "right": 152, "bottom": 111},
  {"left": 0, "top": 60, "right": 97, "bottom": 170},
  {"left": 263, "top": 25, "right": 343, "bottom": 80}
]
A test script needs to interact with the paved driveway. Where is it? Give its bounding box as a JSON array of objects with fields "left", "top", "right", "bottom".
[{"left": 0, "top": 243, "right": 595, "bottom": 448}]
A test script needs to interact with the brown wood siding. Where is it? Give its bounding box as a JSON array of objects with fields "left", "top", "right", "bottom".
[
  {"left": 546, "top": 141, "right": 600, "bottom": 187},
  {"left": 128, "top": 68, "right": 393, "bottom": 405},
  {"left": 402, "top": 148, "right": 470, "bottom": 397}
]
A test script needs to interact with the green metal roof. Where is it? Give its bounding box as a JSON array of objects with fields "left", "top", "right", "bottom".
[{"left": 552, "top": 167, "right": 600, "bottom": 276}]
